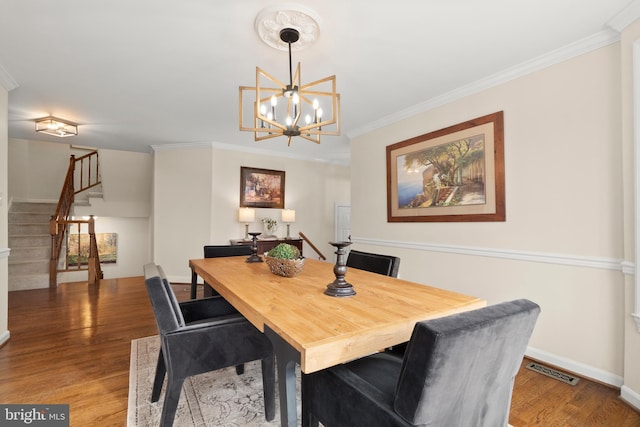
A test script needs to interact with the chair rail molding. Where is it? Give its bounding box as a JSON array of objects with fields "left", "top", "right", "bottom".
[
  {"left": 352, "top": 237, "right": 624, "bottom": 271},
  {"left": 0, "top": 248, "right": 10, "bottom": 259}
]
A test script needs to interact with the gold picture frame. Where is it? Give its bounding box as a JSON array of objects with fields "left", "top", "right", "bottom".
[{"left": 386, "top": 111, "right": 505, "bottom": 222}]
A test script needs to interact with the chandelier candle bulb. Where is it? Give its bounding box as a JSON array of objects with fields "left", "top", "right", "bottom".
[
  {"left": 271, "top": 95, "right": 277, "bottom": 121},
  {"left": 260, "top": 104, "right": 267, "bottom": 128}
]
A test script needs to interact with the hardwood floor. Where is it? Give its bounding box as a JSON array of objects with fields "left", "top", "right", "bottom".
[{"left": 0, "top": 277, "right": 638, "bottom": 426}]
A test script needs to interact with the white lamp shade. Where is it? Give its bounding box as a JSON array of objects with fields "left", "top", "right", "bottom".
[
  {"left": 282, "top": 209, "right": 296, "bottom": 223},
  {"left": 239, "top": 208, "right": 255, "bottom": 223}
]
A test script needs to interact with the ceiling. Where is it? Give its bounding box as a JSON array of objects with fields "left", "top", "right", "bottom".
[{"left": 0, "top": 0, "right": 634, "bottom": 164}]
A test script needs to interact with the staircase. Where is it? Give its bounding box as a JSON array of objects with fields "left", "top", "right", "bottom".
[{"left": 8, "top": 202, "right": 56, "bottom": 291}]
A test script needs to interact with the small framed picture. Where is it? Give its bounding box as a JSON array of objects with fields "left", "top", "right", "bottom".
[{"left": 240, "top": 167, "right": 285, "bottom": 209}]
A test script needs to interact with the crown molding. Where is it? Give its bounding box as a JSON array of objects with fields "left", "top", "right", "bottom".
[
  {"left": 0, "top": 62, "right": 18, "bottom": 92},
  {"left": 607, "top": 0, "right": 640, "bottom": 32},
  {"left": 150, "top": 141, "right": 213, "bottom": 152},
  {"left": 151, "top": 140, "right": 349, "bottom": 166},
  {"left": 348, "top": 29, "right": 620, "bottom": 140}
]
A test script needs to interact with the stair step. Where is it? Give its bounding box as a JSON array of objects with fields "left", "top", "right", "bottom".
[
  {"left": 9, "top": 223, "right": 50, "bottom": 235},
  {"left": 9, "top": 273, "right": 50, "bottom": 291},
  {"left": 9, "top": 246, "right": 50, "bottom": 260},
  {"left": 9, "top": 259, "right": 49, "bottom": 275},
  {"left": 9, "top": 235, "right": 50, "bottom": 248},
  {"left": 9, "top": 202, "right": 56, "bottom": 214},
  {"left": 8, "top": 212, "right": 52, "bottom": 223}
]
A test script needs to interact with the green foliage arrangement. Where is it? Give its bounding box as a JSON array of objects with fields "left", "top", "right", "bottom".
[{"left": 267, "top": 243, "right": 301, "bottom": 260}]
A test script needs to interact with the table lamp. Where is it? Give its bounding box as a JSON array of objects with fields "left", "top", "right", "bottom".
[
  {"left": 238, "top": 208, "right": 255, "bottom": 240},
  {"left": 282, "top": 209, "right": 296, "bottom": 238}
]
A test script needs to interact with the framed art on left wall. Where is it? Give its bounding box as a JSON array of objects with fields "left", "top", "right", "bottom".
[{"left": 240, "top": 167, "right": 285, "bottom": 209}]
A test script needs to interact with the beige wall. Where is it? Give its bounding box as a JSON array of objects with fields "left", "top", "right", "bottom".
[
  {"left": 8, "top": 139, "right": 70, "bottom": 203},
  {"left": 0, "top": 84, "right": 8, "bottom": 345},
  {"left": 153, "top": 144, "right": 350, "bottom": 283},
  {"left": 621, "top": 19, "right": 640, "bottom": 409},
  {"left": 351, "top": 44, "right": 629, "bottom": 386},
  {"left": 152, "top": 145, "right": 213, "bottom": 280}
]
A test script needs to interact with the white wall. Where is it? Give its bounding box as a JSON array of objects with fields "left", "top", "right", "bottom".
[
  {"left": 0, "top": 83, "right": 9, "bottom": 346},
  {"left": 7, "top": 139, "right": 153, "bottom": 285},
  {"left": 59, "top": 217, "right": 150, "bottom": 282},
  {"left": 351, "top": 44, "right": 628, "bottom": 386},
  {"left": 153, "top": 144, "right": 350, "bottom": 283},
  {"left": 73, "top": 149, "right": 152, "bottom": 218},
  {"left": 8, "top": 139, "right": 70, "bottom": 203}
]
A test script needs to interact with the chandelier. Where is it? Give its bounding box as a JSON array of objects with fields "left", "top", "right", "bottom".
[{"left": 239, "top": 8, "right": 340, "bottom": 146}]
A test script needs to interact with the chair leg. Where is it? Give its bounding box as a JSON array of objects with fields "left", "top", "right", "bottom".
[
  {"left": 151, "top": 348, "right": 167, "bottom": 403},
  {"left": 159, "top": 376, "right": 185, "bottom": 427},
  {"left": 235, "top": 364, "right": 245, "bottom": 375},
  {"left": 261, "top": 355, "right": 276, "bottom": 421}
]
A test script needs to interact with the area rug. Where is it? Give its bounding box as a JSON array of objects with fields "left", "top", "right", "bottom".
[{"left": 127, "top": 335, "right": 300, "bottom": 426}]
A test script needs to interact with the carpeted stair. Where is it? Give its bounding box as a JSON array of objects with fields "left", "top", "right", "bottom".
[{"left": 8, "top": 202, "right": 57, "bottom": 291}]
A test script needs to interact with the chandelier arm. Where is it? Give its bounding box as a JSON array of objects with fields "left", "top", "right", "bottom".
[
  {"left": 298, "top": 133, "right": 321, "bottom": 144},
  {"left": 257, "top": 67, "right": 288, "bottom": 90},
  {"left": 299, "top": 75, "right": 338, "bottom": 90},
  {"left": 254, "top": 131, "right": 287, "bottom": 142}
]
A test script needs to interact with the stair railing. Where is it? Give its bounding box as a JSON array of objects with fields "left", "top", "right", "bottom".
[
  {"left": 49, "top": 152, "right": 102, "bottom": 287},
  {"left": 298, "top": 232, "right": 327, "bottom": 260}
]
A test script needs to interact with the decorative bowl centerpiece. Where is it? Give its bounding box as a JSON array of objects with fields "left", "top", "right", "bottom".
[{"left": 264, "top": 243, "right": 304, "bottom": 277}]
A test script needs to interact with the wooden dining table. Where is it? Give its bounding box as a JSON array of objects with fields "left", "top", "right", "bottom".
[{"left": 189, "top": 256, "right": 486, "bottom": 427}]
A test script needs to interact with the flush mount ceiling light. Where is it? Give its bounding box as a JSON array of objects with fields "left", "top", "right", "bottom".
[
  {"left": 239, "top": 5, "right": 340, "bottom": 146},
  {"left": 35, "top": 116, "right": 78, "bottom": 137}
]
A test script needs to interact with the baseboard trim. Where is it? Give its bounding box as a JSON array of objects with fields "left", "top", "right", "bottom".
[
  {"left": 621, "top": 385, "right": 640, "bottom": 412},
  {"left": 525, "top": 346, "right": 623, "bottom": 387},
  {"left": 0, "top": 330, "right": 10, "bottom": 348}
]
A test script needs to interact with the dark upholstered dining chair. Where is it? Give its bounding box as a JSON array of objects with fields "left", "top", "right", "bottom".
[
  {"left": 302, "top": 299, "right": 540, "bottom": 427},
  {"left": 143, "top": 263, "right": 275, "bottom": 427},
  {"left": 189, "top": 244, "right": 253, "bottom": 298},
  {"left": 345, "top": 249, "right": 403, "bottom": 352},
  {"left": 346, "top": 249, "right": 400, "bottom": 278}
]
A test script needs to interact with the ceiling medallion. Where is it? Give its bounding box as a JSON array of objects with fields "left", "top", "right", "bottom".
[
  {"left": 254, "top": 4, "right": 321, "bottom": 51},
  {"left": 239, "top": 5, "right": 340, "bottom": 146}
]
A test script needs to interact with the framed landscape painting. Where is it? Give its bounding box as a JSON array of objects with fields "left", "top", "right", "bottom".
[
  {"left": 67, "top": 233, "right": 117, "bottom": 266},
  {"left": 386, "top": 111, "right": 505, "bottom": 222},
  {"left": 240, "top": 167, "right": 285, "bottom": 209}
]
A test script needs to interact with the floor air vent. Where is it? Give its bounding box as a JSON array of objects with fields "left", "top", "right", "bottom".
[{"left": 525, "top": 362, "right": 580, "bottom": 386}]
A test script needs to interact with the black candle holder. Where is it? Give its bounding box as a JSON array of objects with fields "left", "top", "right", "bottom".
[
  {"left": 246, "top": 232, "right": 264, "bottom": 263},
  {"left": 325, "top": 241, "right": 355, "bottom": 297}
]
